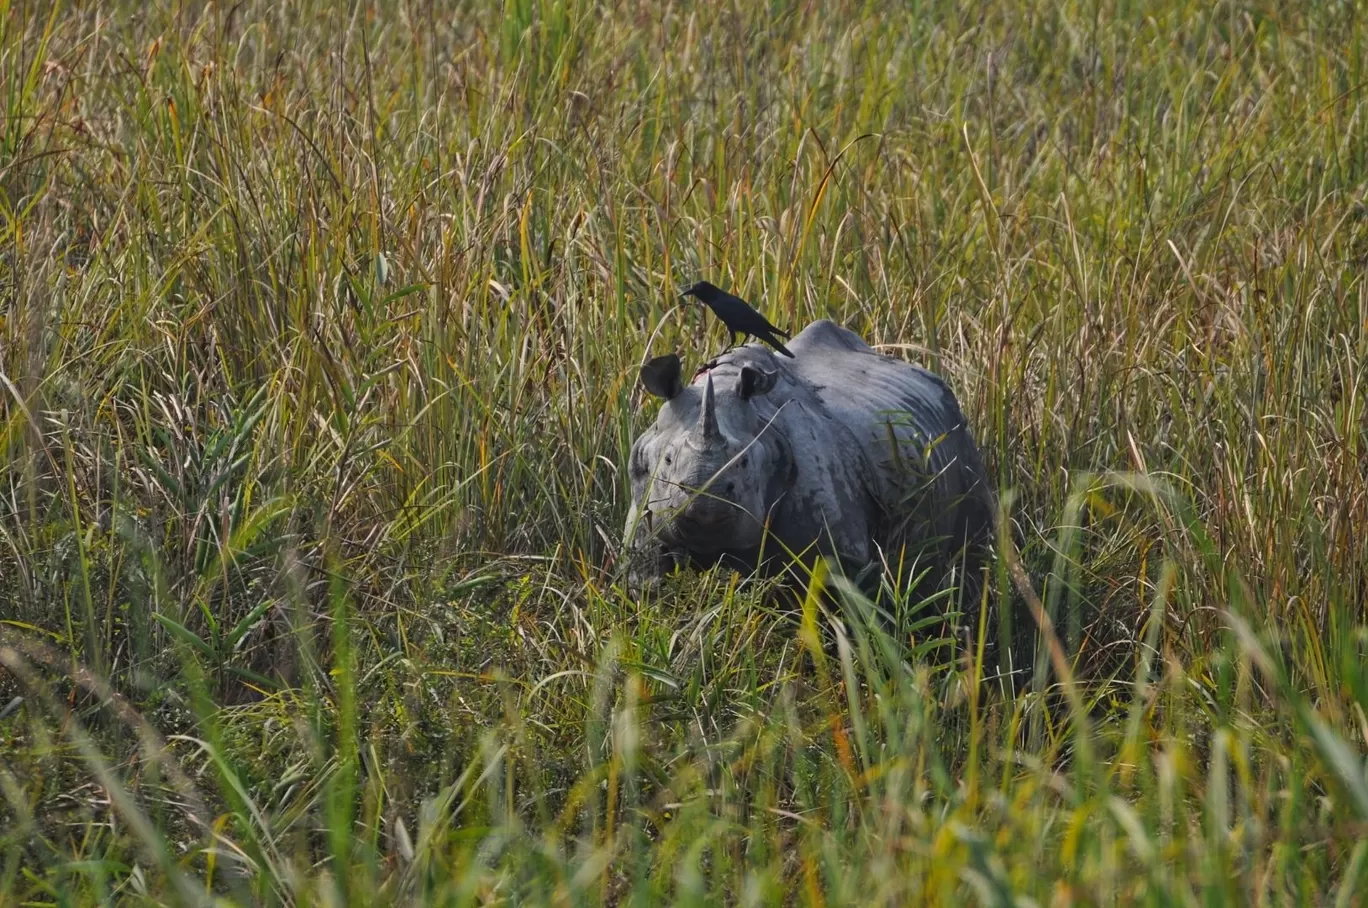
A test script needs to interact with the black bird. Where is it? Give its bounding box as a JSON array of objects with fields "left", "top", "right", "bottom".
[{"left": 679, "top": 280, "right": 795, "bottom": 358}]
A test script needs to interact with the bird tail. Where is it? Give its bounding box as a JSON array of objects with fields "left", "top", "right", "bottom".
[{"left": 769, "top": 336, "right": 796, "bottom": 358}]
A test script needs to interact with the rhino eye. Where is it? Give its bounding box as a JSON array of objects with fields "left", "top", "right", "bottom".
[
  {"left": 664, "top": 453, "right": 673, "bottom": 466},
  {"left": 739, "top": 456, "right": 749, "bottom": 468}
]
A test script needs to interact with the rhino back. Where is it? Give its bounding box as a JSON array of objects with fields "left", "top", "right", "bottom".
[{"left": 786, "top": 320, "right": 993, "bottom": 544}]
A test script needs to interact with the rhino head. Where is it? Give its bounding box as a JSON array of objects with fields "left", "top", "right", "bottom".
[{"left": 624, "top": 353, "right": 792, "bottom": 570}]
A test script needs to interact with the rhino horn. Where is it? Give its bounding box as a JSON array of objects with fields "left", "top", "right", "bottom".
[{"left": 697, "top": 374, "right": 722, "bottom": 443}]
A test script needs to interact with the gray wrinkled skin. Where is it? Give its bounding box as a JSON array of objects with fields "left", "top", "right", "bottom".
[{"left": 624, "top": 319, "right": 995, "bottom": 588}]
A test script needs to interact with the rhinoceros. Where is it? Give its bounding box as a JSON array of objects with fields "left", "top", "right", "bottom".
[{"left": 623, "top": 319, "right": 995, "bottom": 594}]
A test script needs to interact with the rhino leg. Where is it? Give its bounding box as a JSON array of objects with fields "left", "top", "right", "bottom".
[{"left": 624, "top": 539, "right": 689, "bottom": 593}]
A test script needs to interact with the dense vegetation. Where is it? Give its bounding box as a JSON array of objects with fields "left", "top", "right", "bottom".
[{"left": 2, "top": 0, "right": 1367, "bottom": 903}]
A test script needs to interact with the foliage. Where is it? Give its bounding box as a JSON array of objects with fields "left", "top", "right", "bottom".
[{"left": 1, "top": 0, "right": 1366, "bottom": 903}]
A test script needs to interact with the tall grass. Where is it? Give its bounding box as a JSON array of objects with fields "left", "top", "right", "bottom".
[{"left": 1, "top": 0, "right": 1366, "bottom": 903}]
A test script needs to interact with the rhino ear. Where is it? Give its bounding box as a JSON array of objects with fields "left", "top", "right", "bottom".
[
  {"left": 737, "top": 365, "right": 777, "bottom": 401},
  {"left": 640, "top": 353, "right": 684, "bottom": 400}
]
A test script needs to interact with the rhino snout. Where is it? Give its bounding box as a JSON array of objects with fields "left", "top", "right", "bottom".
[
  {"left": 658, "top": 489, "right": 761, "bottom": 553},
  {"left": 678, "top": 495, "right": 739, "bottom": 528}
]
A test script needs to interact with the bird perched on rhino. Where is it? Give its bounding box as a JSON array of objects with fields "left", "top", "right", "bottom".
[{"left": 680, "top": 280, "right": 795, "bottom": 358}]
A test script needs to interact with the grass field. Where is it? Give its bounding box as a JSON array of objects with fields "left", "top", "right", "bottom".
[{"left": 3, "top": 0, "right": 1368, "bottom": 903}]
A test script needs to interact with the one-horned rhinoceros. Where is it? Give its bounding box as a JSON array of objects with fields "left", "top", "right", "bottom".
[{"left": 623, "top": 319, "right": 995, "bottom": 592}]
